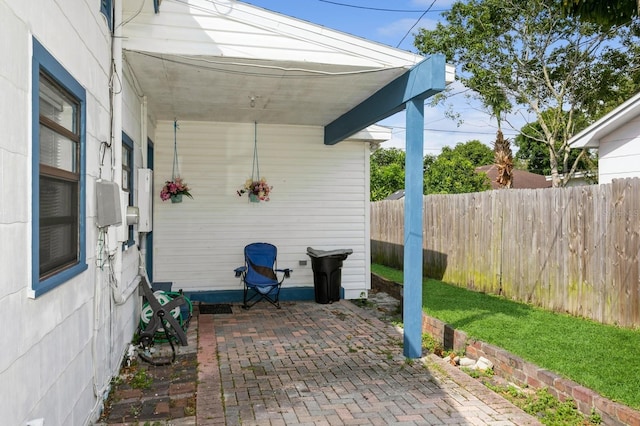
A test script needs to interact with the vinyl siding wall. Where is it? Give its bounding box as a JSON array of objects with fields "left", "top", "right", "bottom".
[
  {"left": 598, "top": 114, "right": 640, "bottom": 183},
  {"left": 0, "top": 1, "right": 142, "bottom": 424},
  {"left": 152, "top": 121, "right": 371, "bottom": 298}
]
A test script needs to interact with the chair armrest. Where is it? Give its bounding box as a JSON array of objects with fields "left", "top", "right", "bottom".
[
  {"left": 276, "top": 268, "right": 292, "bottom": 278},
  {"left": 234, "top": 266, "right": 247, "bottom": 277}
]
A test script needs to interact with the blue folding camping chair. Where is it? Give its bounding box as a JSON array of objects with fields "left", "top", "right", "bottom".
[{"left": 234, "top": 242, "right": 292, "bottom": 309}]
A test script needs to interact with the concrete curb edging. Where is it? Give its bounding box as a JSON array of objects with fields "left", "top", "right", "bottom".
[{"left": 371, "top": 273, "right": 640, "bottom": 426}]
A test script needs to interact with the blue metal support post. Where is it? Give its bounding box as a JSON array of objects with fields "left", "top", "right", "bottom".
[
  {"left": 323, "top": 54, "right": 446, "bottom": 359},
  {"left": 403, "top": 98, "right": 424, "bottom": 358}
]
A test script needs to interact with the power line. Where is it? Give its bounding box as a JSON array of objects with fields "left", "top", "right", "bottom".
[
  {"left": 396, "top": 0, "right": 436, "bottom": 47},
  {"left": 426, "top": 128, "right": 518, "bottom": 136},
  {"left": 317, "top": 0, "right": 446, "bottom": 13},
  {"left": 391, "top": 127, "right": 519, "bottom": 136}
]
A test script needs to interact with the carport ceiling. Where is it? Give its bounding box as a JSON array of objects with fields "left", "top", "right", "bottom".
[{"left": 124, "top": 50, "right": 411, "bottom": 125}]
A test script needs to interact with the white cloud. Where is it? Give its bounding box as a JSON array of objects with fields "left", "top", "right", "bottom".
[
  {"left": 377, "top": 18, "right": 415, "bottom": 37},
  {"left": 377, "top": 16, "right": 440, "bottom": 39}
]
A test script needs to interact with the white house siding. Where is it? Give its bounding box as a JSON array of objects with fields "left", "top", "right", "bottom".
[
  {"left": 597, "top": 115, "right": 640, "bottom": 184},
  {"left": 152, "top": 121, "right": 371, "bottom": 299},
  {"left": 0, "top": 1, "right": 143, "bottom": 424}
]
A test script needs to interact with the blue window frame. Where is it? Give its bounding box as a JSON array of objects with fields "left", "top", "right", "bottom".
[
  {"left": 32, "top": 39, "right": 87, "bottom": 297},
  {"left": 100, "top": 0, "right": 113, "bottom": 30},
  {"left": 122, "top": 132, "right": 135, "bottom": 248}
]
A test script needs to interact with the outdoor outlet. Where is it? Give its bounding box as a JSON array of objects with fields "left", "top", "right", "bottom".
[{"left": 299, "top": 260, "right": 307, "bottom": 266}]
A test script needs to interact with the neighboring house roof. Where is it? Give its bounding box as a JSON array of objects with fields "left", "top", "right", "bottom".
[
  {"left": 476, "top": 165, "right": 552, "bottom": 189},
  {"left": 569, "top": 91, "right": 640, "bottom": 148},
  {"left": 348, "top": 124, "right": 392, "bottom": 143},
  {"left": 544, "top": 171, "right": 595, "bottom": 187},
  {"left": 384, "top": 189, "right": 405, "bottom": 200},
  {"left": 121, "top": 0, "right": 455, "bottom": 126}
]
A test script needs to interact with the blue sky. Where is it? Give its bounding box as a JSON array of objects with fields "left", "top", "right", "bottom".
[{"left": 241, "top": 0, "right": 522, "bottom": 154}]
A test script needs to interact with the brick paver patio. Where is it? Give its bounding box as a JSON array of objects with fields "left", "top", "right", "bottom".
[{"left": 197, "top": 300, "right": 541, "bottom": 425}]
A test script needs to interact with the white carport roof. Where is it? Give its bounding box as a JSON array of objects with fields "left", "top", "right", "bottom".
[
  {"left": 570, "top": 91, "right": 640, "bottom": 148},
  {"left": 121, "top": 0, "right": 454, "bottom": 127}
]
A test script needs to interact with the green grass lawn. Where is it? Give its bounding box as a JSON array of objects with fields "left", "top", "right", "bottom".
[{"left": 371, "top": 264, "right": 640, "bottom": 410}]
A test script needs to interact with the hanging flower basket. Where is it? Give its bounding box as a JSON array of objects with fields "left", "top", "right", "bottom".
[
  {"left": 236, "top": 122, "right": 272, "bottom": 203},
  {"left": 161, "top": 120, "right": 194, "bottom": 203},
  {"left": 237, "top": 178, "right": 272, "bottom": 202},
  {"left": 161, "top": 177, "right": 192, "bottom": 203}
]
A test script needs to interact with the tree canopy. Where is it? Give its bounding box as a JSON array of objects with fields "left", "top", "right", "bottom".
[
  {"left": 414, "top": 0, "right": 640, "bottom": 187},
  {"left": 370, "top": 141, "right": 493, "bottom": 200},
  {"left": 562, "top": 0, "right": 639, "bottom": 27},
  {"left": 424, "top": 144, "right": 492, "bottom": 194},
  {"left": 515, "top": 114, "right": 597, "bottom": 178},
  {"left": 445, "top": 139, "right": 494, "bottom": 167},
  {"left": 370, "top": 148, "right": 405, "bottom": 201}
]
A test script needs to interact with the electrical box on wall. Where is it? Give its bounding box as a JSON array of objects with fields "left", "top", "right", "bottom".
[
  {"left": 137, "top": 169, "right": 153, "bottom": 232},
  {"left": 96, "top": 180, "right": 123, "bottom": 228}
]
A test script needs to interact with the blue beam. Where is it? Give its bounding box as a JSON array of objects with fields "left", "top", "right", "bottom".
[
  {"left": 403, "top": 98, "right": 425, "bottom": 358},
  {"left": 324, "top": 54, "right": 446, "bottom": 145}
]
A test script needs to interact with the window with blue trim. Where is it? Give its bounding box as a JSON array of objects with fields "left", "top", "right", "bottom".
[
  {"left": 32, "top": 39, "right": 87, "bottom": 297},
  {"left": 122, "top": 132, "right": 135, "bottom": 248},
  {"left": 100, "top": 0, "right": 113, "bottom": 30}
]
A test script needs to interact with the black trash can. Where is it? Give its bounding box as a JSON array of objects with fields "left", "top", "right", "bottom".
[{"left": 306, "top": 247, "right": 353, "bottom": 304}]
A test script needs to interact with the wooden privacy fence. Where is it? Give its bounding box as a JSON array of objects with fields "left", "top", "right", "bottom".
[{"left": 371, "top": 178, "right": 640, "bottom": 327}]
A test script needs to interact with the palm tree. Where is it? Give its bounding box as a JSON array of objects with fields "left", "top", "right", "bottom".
[{"left": 494, "top": 129, "right": 514, "bottom": 188}]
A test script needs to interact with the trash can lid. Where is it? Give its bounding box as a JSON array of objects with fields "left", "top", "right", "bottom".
[{"left": 306, "top": 247, "right": 353, "bottom": 258}]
